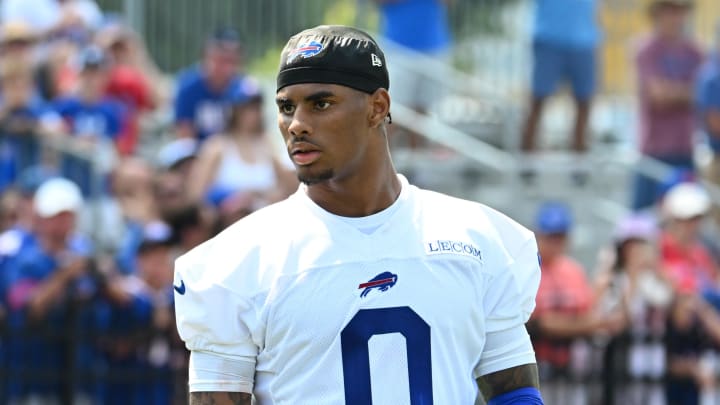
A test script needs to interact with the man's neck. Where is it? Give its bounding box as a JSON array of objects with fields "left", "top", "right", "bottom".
[{"left": 306, "top": 159, "right": 401, "bottom": 218}]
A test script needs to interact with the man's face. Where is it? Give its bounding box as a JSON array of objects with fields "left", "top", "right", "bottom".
[
  {"left": 154, "top": 172, "right": 187, "bottom": 214},
  {"left": 276, "top": 83, "right": 373, "bottom": 185},
  {"left": 38, "top": 211, "right": 75, "bottom": 241},
  {"left": 537, "top": 233, "right": 568, "bottom": 263},
  {"left": 205, "top": 45, "right": 240, "bottom": 87},
  {"left": 80, "top": 67, "right": 109, "bottom": 98},
  {"left": 673, "top": 215, "right": 703, "bottom": 240},
  {"left": 138, "top": 245, "right": 173, "bottom": 290}
]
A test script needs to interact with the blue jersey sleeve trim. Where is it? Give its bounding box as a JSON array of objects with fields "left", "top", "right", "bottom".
[{"left": 487, "top": 387, "right": 544, "bottom": 405}]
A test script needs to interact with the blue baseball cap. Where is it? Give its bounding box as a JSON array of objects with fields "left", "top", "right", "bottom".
[{"left": 535, "top": 201, "right": 573, "bottom": 234}]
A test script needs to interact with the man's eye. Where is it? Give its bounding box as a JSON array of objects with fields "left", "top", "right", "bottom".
[
  {"left": 315, "top": 101, "right": 331, "bottom": 110},
  {"left": 279, "top": 104, "right": 295, "bottom": 114}
]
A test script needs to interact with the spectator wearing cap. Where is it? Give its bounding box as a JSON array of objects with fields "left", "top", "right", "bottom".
[
  {"left": 660, "top": 182, "right": 719, "bottom": 294},
  {"left": 0, "top": 21, "right": 39, "bottom": 64},
  {"left": 594, "top": 214, "right": 671, "bottom": 404},
  {"left": 53, "top": 45, "right": 126, "bottom": 196},
  {"left": 156, "top": 138, "right": 199, "bottom": 179},
  {"left": 96, "top": 220, "right": 180, "bottom": 404},
  {"left": 4, "top": 177, "right": 99, "bottom": 403},
  {"left": 174, "top": 28, "right": 250, "bottom": 142},
  {"left": 527, "top": 201, "right": 622, "bottom": 404},
  {"left": 188, "top": 79, "right": 296, "bottom": 218},
  {"left": 0, "top": 169, "right": 54, "bottom": 314},
  {"left": 633, "top": 0, "right": 703, "bottom": 211}
]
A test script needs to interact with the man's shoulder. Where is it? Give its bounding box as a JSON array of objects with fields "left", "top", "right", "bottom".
[
  {"left": 415, "top": 188, "right": 533, "bottom": 242},
  {"left": 224, "top": 195, "right": 299, "bottom": 234},
  {"left": 175, "top": 197, "right": 302, "bottom": 294},
  {"left": 179, "top": 198, "right": 297, "bottom": 256}
]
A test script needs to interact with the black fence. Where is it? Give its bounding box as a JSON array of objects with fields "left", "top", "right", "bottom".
[{"left": 0, "top": 297, "right": 188, "bottom": 405}]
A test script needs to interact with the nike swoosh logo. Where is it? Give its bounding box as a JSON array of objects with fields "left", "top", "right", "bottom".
[{"left": 174, "top": 280, "right": 186, "bottom": 295}]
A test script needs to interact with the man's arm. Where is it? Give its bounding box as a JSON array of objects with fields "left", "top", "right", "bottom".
[
  {"left": 476, "top": 363, "right": 540, "bottom": 401},
  {"left": 189, "top": 392, "right": 252, "bottom": 405},
  {"left": 528, "top": 310, "right": 624, "bottom": 339}
]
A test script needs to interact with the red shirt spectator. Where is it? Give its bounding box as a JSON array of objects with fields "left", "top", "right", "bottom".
[
  {"left": 661, "top": 232, "right": 717, "bottom": 292},
  {"left": 660, "top": 182, "right": 718, "bottom": 292},
  {"left": 534, "top": 255, "right": 594, "bottom": 367},
  {"left": 529, "top": 202, "right": 596, "bottom": 369},
  {"left": 105, "top": 64, "right": 153, "bottom": 155}
]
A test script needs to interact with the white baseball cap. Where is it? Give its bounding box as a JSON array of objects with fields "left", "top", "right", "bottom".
[
  {"left": 663, "top": 182, "right": 711, "bottom": 220},
  {"left": 34, "top": 178, "right": 84, "bottom": 218},
  {"left": 156, "top": 138, "right": 198, "bottom": 170}
]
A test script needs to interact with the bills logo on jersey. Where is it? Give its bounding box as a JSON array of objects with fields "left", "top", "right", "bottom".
[
  {"left": 288, "top": 40, "right": 323, "bottom": 63},
  {"left": 358, "top": 272, "right": 397, "bottom": 298}
]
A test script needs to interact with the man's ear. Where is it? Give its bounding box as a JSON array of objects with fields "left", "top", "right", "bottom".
[{"left": 368, "top": 88, "right": 391, "bottom": 129}]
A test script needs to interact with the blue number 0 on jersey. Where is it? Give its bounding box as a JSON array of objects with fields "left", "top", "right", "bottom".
[{"left": 340, "top": 306, "right": 433, "bottom": 404}]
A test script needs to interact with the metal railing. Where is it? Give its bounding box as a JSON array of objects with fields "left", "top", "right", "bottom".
[{"left": 0, "top": 300, "right": 187, "bottom": 405}]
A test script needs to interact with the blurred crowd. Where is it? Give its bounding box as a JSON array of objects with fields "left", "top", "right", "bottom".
[
  {"left": 0, "top": 0, "right": 719, "bottom": 404},
  {"left": 529, "top": 174, "right": 720, "bottom": 405},
  {"left": 0, "top": 0, "right": 297, "bottom": 403},
  {"left": 520, "top": 1, "right": 720, "bottom": 404}
]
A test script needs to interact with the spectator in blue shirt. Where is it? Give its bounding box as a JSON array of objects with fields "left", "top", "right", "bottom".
[
  {"left": 520, "top": 0, "right": 601, "bottom": 166},
  {"left": 174, "top": 28, "right": 247, "bottom": 142},
  {"left": 5, "top": 177, "right": 98, "bottom": 403},
  {"left": 377, "top": 0, "right": 451, "bottom": 54},
  {"left": 53, "top": 46, "right": 125, "bottom": 196},
  {"left": 375, "top": 0, "right": 452, "bottom": 149}
]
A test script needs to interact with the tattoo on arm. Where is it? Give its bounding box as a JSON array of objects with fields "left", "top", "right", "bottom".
[
  {"left": 476, "top": 363, "right": 540, "bottom": 401},
  {"left": 189, "top": 392, "right": 252, "bottom": 405}
]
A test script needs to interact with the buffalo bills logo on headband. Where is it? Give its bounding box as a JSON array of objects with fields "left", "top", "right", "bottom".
[{"left": 288, "top": 40, "right": 324, "bottom": 63}]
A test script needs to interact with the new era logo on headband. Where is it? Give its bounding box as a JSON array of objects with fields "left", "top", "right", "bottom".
[
  {"left": 288, "top": 40, "right": 324, "bottom": 63},
  {"left": 371, "top": 53, "right": 382, "bottom": 67}
]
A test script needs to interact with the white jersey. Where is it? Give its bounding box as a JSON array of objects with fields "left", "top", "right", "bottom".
[{"left": 175, "top": 175, "right": 541, "bottom": 404}]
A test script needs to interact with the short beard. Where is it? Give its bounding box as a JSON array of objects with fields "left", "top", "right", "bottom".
[{"left": 298, "top": 169, "right": 334, "bottom": 186}]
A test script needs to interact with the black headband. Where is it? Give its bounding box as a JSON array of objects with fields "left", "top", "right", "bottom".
[{"left": 277, "top": 25, "right": 389, "bottom": 94}]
